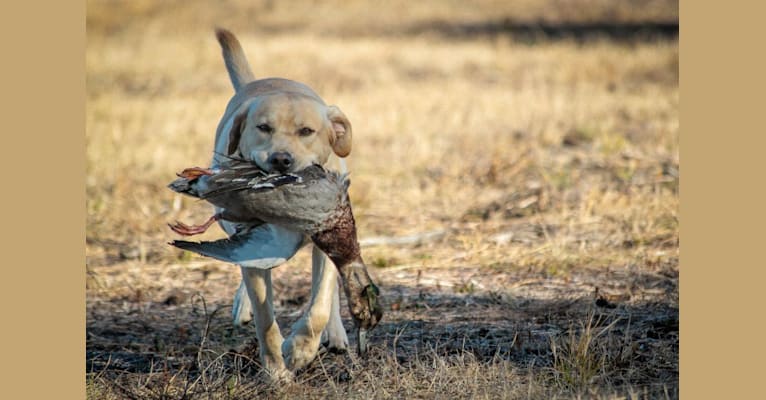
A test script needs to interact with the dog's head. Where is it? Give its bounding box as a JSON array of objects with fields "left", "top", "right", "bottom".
[{"left": 224, "top": 91, "right": 352, "bottom": 173}]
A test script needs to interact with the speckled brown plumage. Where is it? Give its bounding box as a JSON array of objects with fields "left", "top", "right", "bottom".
[{"left": 311, "top": 202, "right": 360, "bottom": 266}]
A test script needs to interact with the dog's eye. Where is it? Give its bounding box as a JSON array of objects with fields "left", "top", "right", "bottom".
[
  {"left": 299, "top": 127, "right": 315, "bottom": 136},
  {"left": 256, "top": 124, "right": 273, "bottom": 133}
]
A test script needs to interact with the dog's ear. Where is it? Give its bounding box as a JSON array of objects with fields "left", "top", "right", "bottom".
[
  {"left": 327, "top": 105, "right": 352, "bottom": 157},
  {"left": 226, "top": 110, "right": 248, "bottom": 156}
]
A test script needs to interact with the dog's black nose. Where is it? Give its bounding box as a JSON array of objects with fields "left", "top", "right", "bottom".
[{"left": 267, "top": 152, "right": 294, "bottom": 173}]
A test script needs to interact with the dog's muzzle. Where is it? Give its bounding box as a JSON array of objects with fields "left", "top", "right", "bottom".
[{"left": 267, "top": 152, "right": 294, "bottom": 173}]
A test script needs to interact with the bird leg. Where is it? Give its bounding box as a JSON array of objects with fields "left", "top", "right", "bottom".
[
  {"left": 310, "top": 203, "right": 383, "bottom": 356},
  {"left": 169, "top": 214, "right": 220, "bottom": 236},
  {"left": 336, "top": 257, "right": 383, "bottom": 357},
  {"left": 176, "top": 167, "right": 215, "bottom": 181}
]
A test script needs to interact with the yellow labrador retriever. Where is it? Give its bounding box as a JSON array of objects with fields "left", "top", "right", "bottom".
[{"left": 211, "top": 29, "right": 353, "bottom": 382}]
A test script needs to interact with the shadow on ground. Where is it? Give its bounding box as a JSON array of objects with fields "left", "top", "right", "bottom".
[
  {"left": 403, "top": 19, "right": 678, "bottom": 43},
  {"left": 87, "top": 266, "right": 678, "bottom": 398}
]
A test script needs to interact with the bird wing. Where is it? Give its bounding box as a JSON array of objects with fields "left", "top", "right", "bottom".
[
  {"left": 200, "top": 173, "right": 303, "bottom": 199},
  {"left": 170, "top": 224, "right": 306, "bottom": 269}
]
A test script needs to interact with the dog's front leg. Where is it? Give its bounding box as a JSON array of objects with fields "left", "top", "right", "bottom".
[
  {"left": 218, "top": 222, "right": 304, "bottom": 383},
  {"left": 240, "top": 267, "right": 293, "bottom": 383},
  {"left": 282, "top": 246, "right": 339, "bottom": 370},
  {"left": 322, "top": 261, "right": 349, "bottom": 352}
]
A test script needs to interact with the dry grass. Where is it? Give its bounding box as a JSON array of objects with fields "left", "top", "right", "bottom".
[{"left": 86, "top": 0, "right": 678, "bottom": 398}]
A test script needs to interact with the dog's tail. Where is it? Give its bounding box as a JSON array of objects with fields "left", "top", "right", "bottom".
[{"left": 215, "top": 28, "right": 256, "bottom": 91}]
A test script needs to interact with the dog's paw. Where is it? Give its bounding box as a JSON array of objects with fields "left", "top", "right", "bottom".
[
  {"left": 282, "top": 336, "right": 321, "bottom": 371},
  {"left": 321, "top": 318, "right": 349, "bottom": 352},
  {"left": 321, "top": 329, "right": 349, "bottom": 354},
  {"left": 321, "top": 340, "right": 349, "bottom": 355},
  {"left": 263, "top": 367, "right": 294, "bottom": 386}
]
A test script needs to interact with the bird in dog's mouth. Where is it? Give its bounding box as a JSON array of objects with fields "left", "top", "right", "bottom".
[{"left": 167, "top": 160, "right": 383, "bottom": 355}]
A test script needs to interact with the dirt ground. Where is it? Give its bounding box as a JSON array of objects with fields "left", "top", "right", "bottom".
[
  {"left": 87, "top": 256, "right": 677, "bottom": 398},
  {"left": 86, "top": 1, "right": 678, "bottom": 398}
]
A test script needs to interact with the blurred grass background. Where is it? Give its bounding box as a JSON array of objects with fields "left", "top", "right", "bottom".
[{"left": 86, "top": 0, "right": 678, "bottom": 273}]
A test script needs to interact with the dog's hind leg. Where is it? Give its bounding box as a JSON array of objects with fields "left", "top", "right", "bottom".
[{"left": 232, "top": 281, "right": 253, "bottom": 326}]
